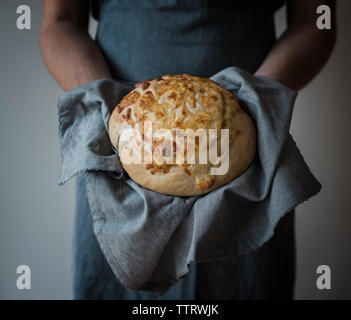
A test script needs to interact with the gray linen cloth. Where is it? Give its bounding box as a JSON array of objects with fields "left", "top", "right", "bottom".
[{"left": 58, "top": 67, "right": 321, "bottom": 293}]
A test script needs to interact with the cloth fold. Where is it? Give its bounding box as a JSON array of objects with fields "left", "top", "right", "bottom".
[{"left": 58, "top": 67, "right": 321, "bottom": 293}]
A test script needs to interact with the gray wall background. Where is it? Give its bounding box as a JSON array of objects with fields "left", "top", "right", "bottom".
[{"left": 0, "top": 0, "right": 350, "bottom": 299}]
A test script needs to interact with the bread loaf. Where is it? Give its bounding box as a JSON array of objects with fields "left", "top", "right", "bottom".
[{"left": 109, "top": 74, "right": 256, "bottom": 196}]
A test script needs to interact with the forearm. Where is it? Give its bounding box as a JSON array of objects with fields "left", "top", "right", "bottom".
[
  {"left": 255, "top": 0, "right": 336, "bottom": 91},
  {"left": 40, "top": 21, "right": 111, "bottom": 91},
  {"left": 255, "top": 24, "right": 336, "bottom": 91}
]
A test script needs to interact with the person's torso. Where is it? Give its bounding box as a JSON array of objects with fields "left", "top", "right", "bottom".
[{"left": 93, "top": 0, "right": 285, "bottom": 82}]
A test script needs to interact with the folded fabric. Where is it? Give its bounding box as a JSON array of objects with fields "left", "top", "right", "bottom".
[{"left": 58, "top": 67, "right": 321, "bottom": 293}]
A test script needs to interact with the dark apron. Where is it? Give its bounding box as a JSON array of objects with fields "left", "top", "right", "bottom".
[{"left": 73, "top": 0, "right": 295, "bottom": 299}]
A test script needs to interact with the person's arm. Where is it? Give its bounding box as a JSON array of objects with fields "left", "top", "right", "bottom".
[
  {"left": 255, "top": 0, "right": 337, "bottom": 91},
  {"left": 40, "top": 0, "right": 111, "bottom": 91}
]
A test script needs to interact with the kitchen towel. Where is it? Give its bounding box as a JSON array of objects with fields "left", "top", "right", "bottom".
[{"left": 58, "top": 67, "right": 321, "bottom": 293}]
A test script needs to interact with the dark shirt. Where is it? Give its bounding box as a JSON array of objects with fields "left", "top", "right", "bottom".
[{"left": 92, "top": 0, "right": 285, "bottom": 81}]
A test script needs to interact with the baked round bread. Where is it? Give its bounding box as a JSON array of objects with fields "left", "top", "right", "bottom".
[{"left": 109, "top": 74, "right": 256, "bottom": 196}]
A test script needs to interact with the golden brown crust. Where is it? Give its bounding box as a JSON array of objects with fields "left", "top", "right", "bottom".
[{"left": 109, "top": 74, "right": 256, "bottom": 196}]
